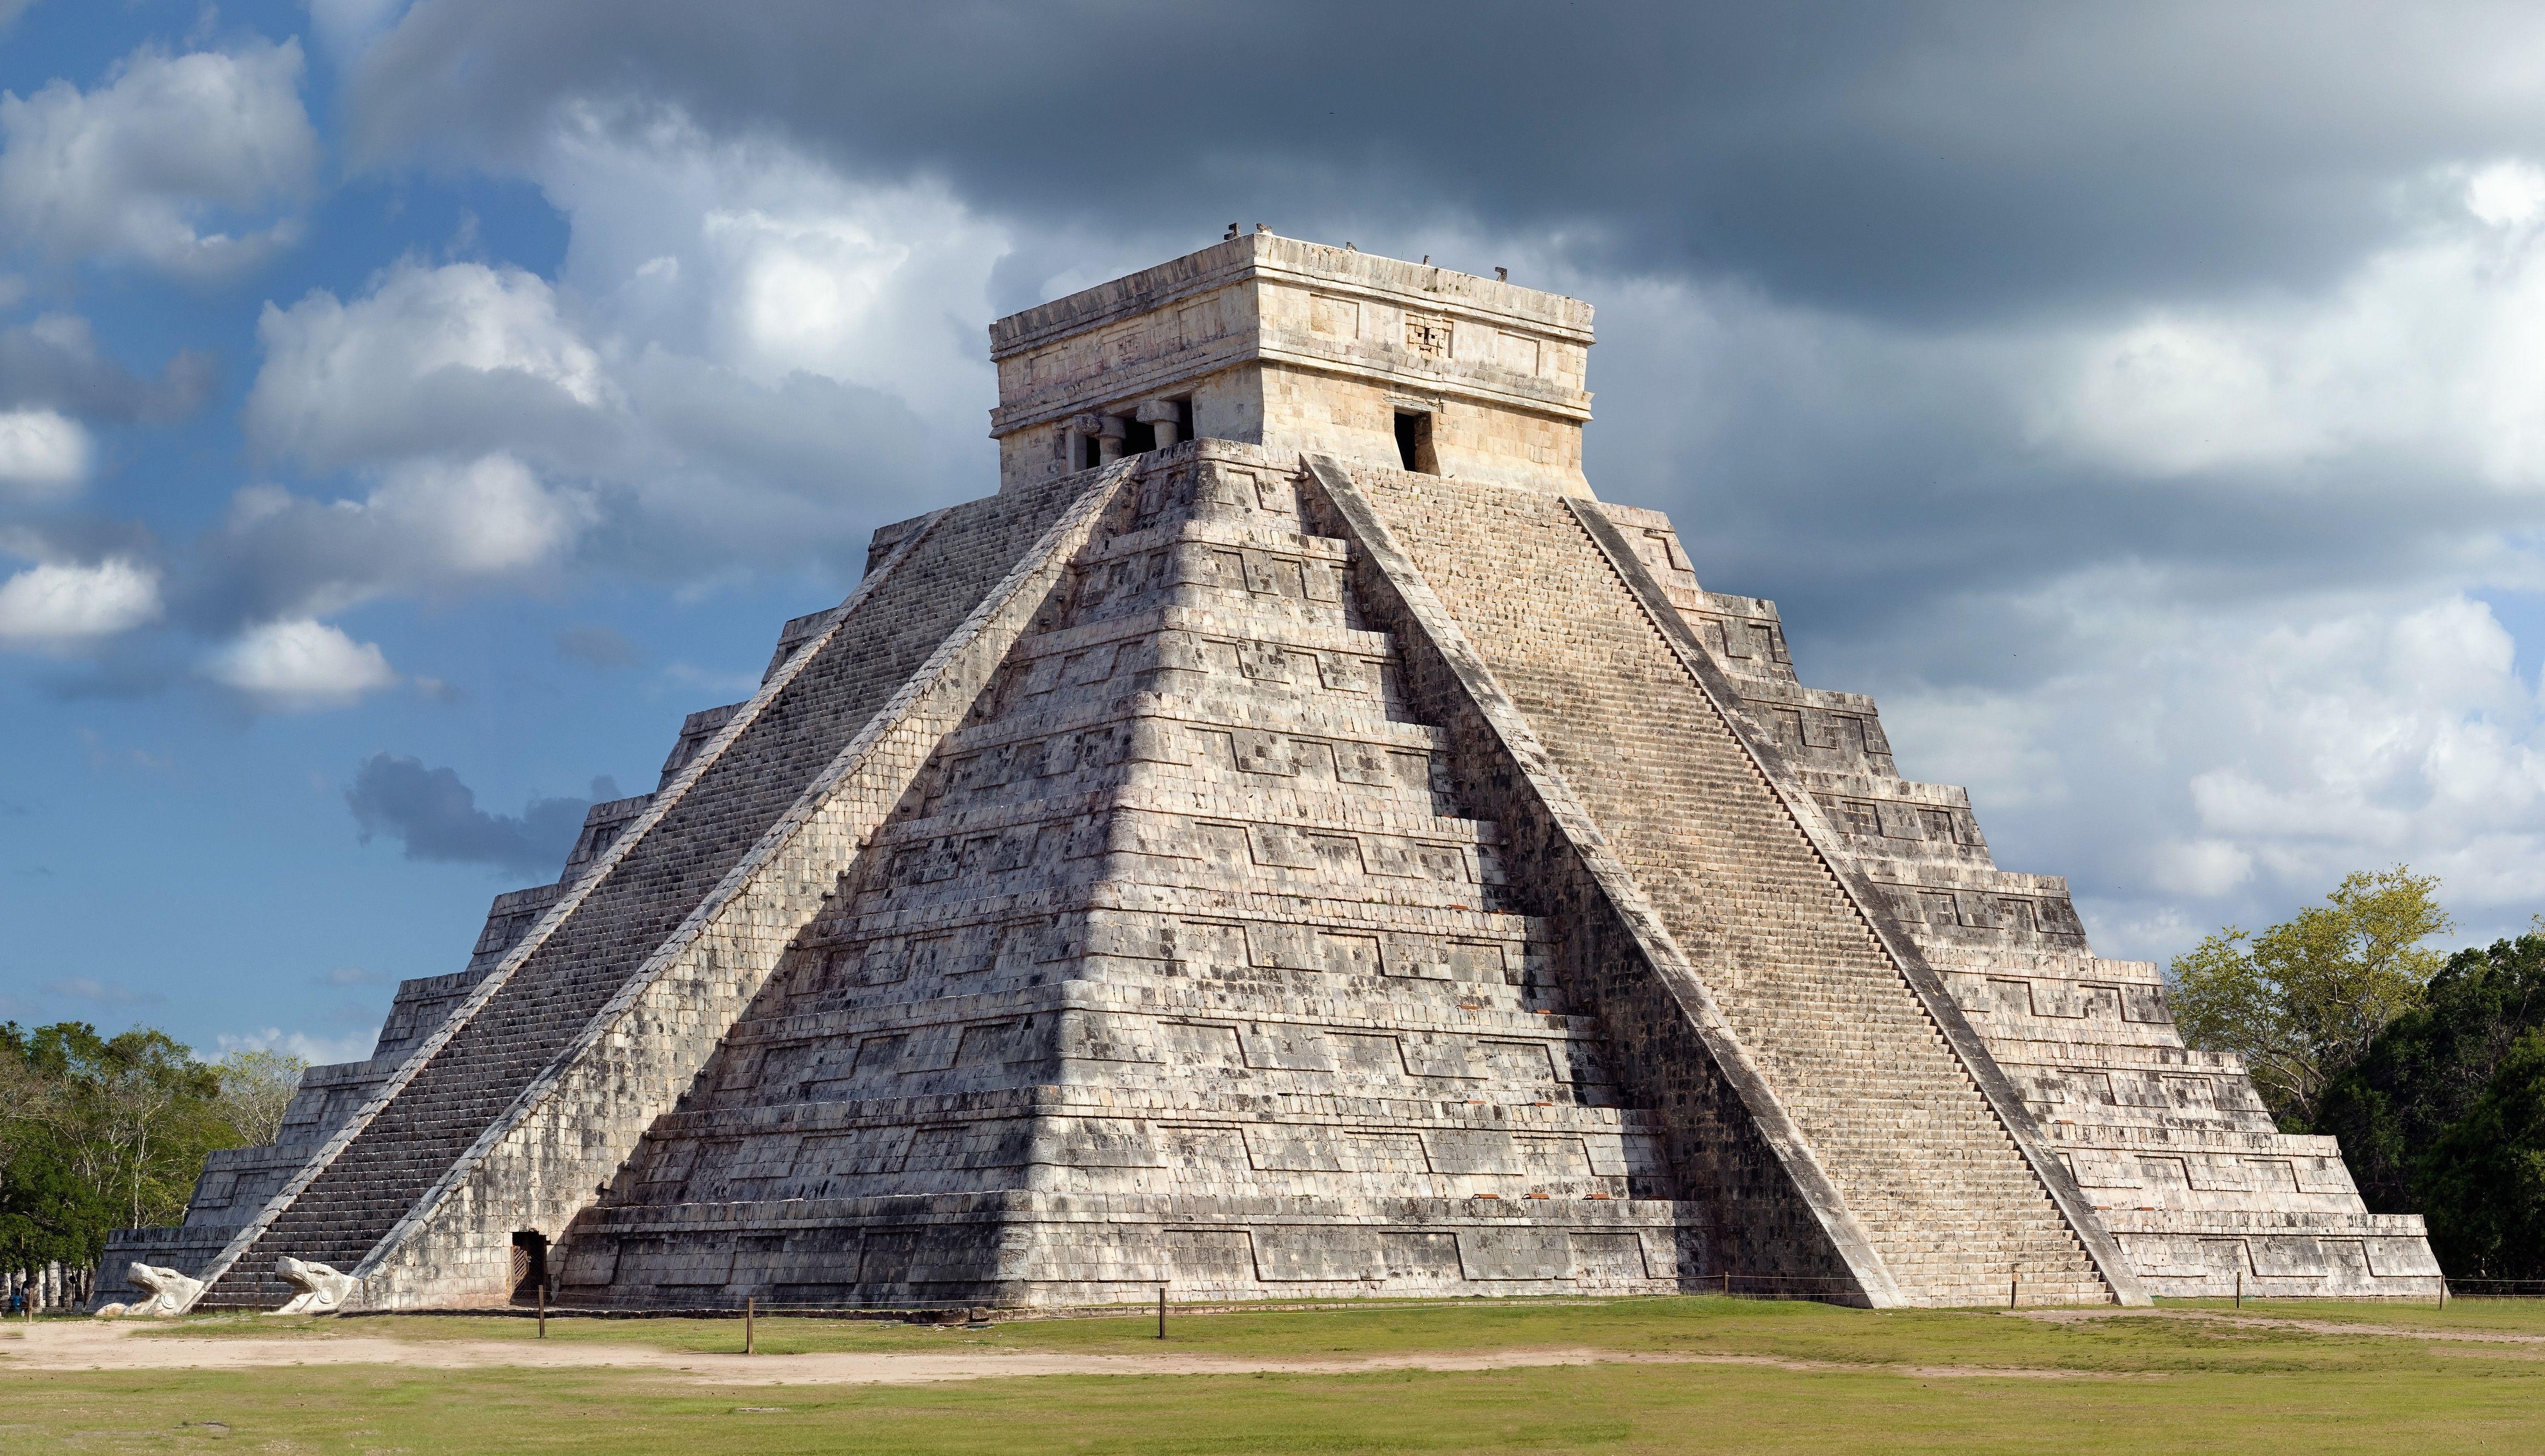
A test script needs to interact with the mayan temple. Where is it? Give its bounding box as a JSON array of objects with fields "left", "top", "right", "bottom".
[{"left": 104, "top": 235, "right": 2441, "bottom": 1313}]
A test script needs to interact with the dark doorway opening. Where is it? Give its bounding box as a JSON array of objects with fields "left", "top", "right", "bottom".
[
  {"left": 1394, "top": 410, "right": 1437, "bottom": 473},
  {"left": 511, "top": 1230, "right": 549, "bottom": 1302},
  {"left": 1124, "top": 418, "right": 1157, "bottom": 455},
  {"left": 1078, "top": 432, "right": 1104, "bottom": 470}
]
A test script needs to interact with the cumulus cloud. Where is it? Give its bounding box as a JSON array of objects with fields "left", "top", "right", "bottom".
[
  {"left": 246, "top": 260, "right": 613, "bottom": 469},
  {"left": 237, "top": 199, "right": 945, "bottom": 581},
  {"left": 343, "top": 751, "right": 600, "bottom": 877},
  {"left": 2037, "top": 161, "right": 2545, "bottom": 486},
  {"left": 198, "top": 452, "right": 591, "bottom": 627},
  {"left": 0, "top": 408, "right": 88, "bottom": 494},
  {"left": 0, "top": 39, "right": 319, "bottom": 277},
  {"left": 1876, "top": 587, "right": 2545, "bottom": 951},
  {"left": 201, "top": 617, "right": 397, "bottom": 711},
  {"left": 216, "top": 1025, "right": 377, "bottom": 1066},
  {"left": 0, "top": 556, "right": 162, "bottom": 649}
]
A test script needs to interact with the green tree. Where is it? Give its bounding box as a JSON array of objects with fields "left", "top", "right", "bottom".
[
  {"left": 2168, "top": 866, "right": 2453, "bottom": 1130},
  {"left": 2317, "top": 933, "right": 2545, "bottom": 1213},
  {"left": 2415, "top": 1027, "right": 2545, "bottom": 1278},
  {"left": 0, "top": 1023, "right": 244, "bottom": 1272},
  {"left": 214, "top": 1049, "right": 308, "bottom": 1147}
]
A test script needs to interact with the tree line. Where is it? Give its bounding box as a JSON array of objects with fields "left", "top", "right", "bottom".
[
  {"left": 2169, "top": 868, "right": 2545, "bottom": 1279},
  {"left": 0, "top": 1023, "right": 303, "bottom": 1287}
]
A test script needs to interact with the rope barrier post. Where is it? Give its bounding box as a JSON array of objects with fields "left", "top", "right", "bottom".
[
  {"left": 745, "top": 1296, "right": 756, "bottom": 1356},
  {"left": 537, "top": 1283, "right": 547, "bottom": 1339},
  {"left": 2009, "top": 1271, "right": 2018, "bottom": 1311},
  {"left": 1722, "top": 1270, "right": 1730, "bottom": 1298},
  {"left": 2440, "top": 1278, "right": 2448, "bottom": 1311},
  {"left": 1157, "top": 1286, "right": 1166, "bottom": 1339},
  {"left": 2235, "top": 1269, "right": 2242, "bottom": 1310}
]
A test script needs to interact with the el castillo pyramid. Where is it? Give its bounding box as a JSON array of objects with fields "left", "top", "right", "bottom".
[{"left": 105, "top": 235, "right": 2441, "bottom": 1312}]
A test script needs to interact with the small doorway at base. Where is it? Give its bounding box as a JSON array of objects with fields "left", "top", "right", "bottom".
[{"left": 510, "top": 1230, "right": 549, "bottom": 1303}]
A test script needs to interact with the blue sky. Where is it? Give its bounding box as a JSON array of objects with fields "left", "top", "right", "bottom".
[{"left": 5, "top": 1, "right": 2545, "bottom": 1065}]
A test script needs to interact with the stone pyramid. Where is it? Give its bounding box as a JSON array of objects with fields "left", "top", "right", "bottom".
[{"left": 109, "top": 235, "right": 2438, "bottom": 1312}]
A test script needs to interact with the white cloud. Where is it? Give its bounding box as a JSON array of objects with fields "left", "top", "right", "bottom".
[
  {"left": 2037, "top": 156, "right": 2545, "bottom": 485},
  {"left": 367, "top": 453, "right": 586, "bottom": 576},
  {"left": 0, "top": 556, "right": 161, "bottom": 648},
  {"left": 246, "top": 260, "right": 612, "bottom": 469},
  {"left": 538, "top": 107, "right": 1008, "bottom": 423},
  {"left": 2148, "top": 839, "right": 2257, "bottom": 898},
  {"left": 1880, "top": 587, "right": 2545, "bottom": 955},
  {"left": 0, "top": 408, "right": 89, "bottom": 494},
  {"left": 0, "top": 39, "right": 319, "bottom": 277},
  {"left": 216, "top": 1025, "right": 377, "bottom": 1066},
  {"left": 208, "top": 451, "right": 592, "bottom": 624},
  {"left": 235, "top": 154, "right": 958, "bottom": 580},
  {"left": 2465, "top": 160, "right": 2545, "bottom": 229},
  {"left": 202, "top": 617, "right": 397, "bottom": 711}
]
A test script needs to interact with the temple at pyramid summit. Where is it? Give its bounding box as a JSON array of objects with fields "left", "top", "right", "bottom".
[{"left": 104, "top": 234, "right": 2440, "bottom": 1313}]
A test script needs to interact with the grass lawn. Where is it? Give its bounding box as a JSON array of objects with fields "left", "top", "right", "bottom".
[{"left": 4, "top": 1296, "right": 2538, "bottom": 1453}]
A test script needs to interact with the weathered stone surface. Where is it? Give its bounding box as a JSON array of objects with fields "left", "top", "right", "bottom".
[
  {"left": 105, "top": 236, "right": 2434, "bottom": 1311},
  {"left": 93, "top": 1262, "right": 200, "bottom": 1318}
]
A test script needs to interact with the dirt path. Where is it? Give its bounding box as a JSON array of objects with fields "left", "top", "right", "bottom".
[
  {"left": 0, "top": 1322, "right": 2114, "bottom": 1385},
  {"left": 2020, "top": 1306, "right": 2545, "bottom": 1347}
]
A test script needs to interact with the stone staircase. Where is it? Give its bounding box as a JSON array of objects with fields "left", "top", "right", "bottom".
[
  {"left": 1350, "top": 467, "right": 2118, "bottom": 1306},
  {"left": 1574, "top": 500, "right": 2442, "bottom": 1300},
  {"left": 189, "top": 469, "right": 1106, "bottom": 1309},
  {"left": 558, "top": 440, "right": 1699, "bottom": 1307}
]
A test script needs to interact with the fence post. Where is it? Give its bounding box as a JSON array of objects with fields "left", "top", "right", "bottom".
[
  {"left": 745, "top": 1296, "right": 755, "bottom": 1356},
  {"left": 1157, "top": 1286, "right": 1166, "bottom": 1339},
  {"left": 2439, "top": 1278, "right": 2448, "bottom": 1311},
  {"left": 538, "top": 1283, "right": 547, "bottom": 1338},
  {"left": 2235, "top": 1269, "right": 2242, "bottom": 1309},
  {"left": 2009, "top": 1271, "right": 2018, "bottom": 1310}
]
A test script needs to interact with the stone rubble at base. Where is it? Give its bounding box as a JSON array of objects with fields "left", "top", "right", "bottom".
[{"left": 95, "top": 236, "right": 2438, "bottom": 1317}]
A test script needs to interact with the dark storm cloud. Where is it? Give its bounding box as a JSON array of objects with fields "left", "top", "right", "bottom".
[
  {"left": 344, "top": 752, "right": 596, "bottom": 878},
  {"left": 346, "top": 0, "right": 2545, "bottom": 321}
]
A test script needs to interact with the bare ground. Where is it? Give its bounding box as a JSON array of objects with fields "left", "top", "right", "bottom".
[
  {"left": 2020, "top": 1305, "right": 2545, "bottom": 1346},
  {"left": 0, "top": 1319, "right": 2122, "bottom": 1384}
]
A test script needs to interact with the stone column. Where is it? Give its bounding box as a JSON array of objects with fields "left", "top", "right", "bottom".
[
  {"left": 1135, "top": 399, "right": 1184, "bottom": 448},
  {"left": 1065, "top": 413, "right": 1102, "bottom": 471},
  {"left": 1094, "top": 414, "right": 1129, "bottom": 463}
]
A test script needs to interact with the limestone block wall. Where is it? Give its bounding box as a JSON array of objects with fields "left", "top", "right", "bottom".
[{"left": 988, "top": 235, "right": 1593, "bottom": 498}]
